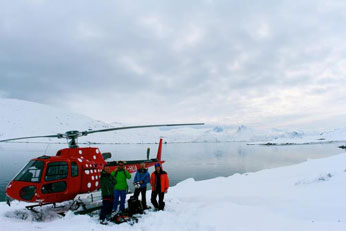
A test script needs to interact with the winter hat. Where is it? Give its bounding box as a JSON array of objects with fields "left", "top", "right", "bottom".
[{"left": 155, "top": 163, "right": 160, "bottom": 167}]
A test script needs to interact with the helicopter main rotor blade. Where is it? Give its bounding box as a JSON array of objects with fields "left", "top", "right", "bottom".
[
  {"left": 84, "top": 123, "right": 205, "bottom": 135},
  {"left": 0, "top": 123, "right": 205, "bottom": 144},
  {"left": 0, "top": 134, "right": 61, "bottom": 143}
]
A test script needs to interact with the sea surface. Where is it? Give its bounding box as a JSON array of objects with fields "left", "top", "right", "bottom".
[{"left": 0, "top": 142, "right": 344, "bottom": 202}]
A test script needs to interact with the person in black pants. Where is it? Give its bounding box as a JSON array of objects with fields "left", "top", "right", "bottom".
[
  {"left": 150, "top": 163, "right": 169, "bottom": 210},
  {"left": 133, "top": 163, "right": 150, "bottom": 209},
  {"left": 99, "top": 165, "right": 116, "bottom": 224}
]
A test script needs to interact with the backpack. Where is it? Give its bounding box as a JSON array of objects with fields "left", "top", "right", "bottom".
[
  {"left": 127, "top": 196, "right": 143, "bottom": 215},
  {"left": 110, "top": 211, "right": 138, "bottom": 225}
]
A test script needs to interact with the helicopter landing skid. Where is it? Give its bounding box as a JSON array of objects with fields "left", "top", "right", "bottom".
[
  {"left": 20, "top": 191, "right": 103, "bottom": 217},
  {"left": 25, "top": 202, "right": 73, "bottom": 216},
  {"left": 26, "top": 202, "right": 55, "bottom": 213}
]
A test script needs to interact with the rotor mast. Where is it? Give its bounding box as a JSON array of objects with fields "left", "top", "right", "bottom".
[{"left": 63, "top": 131, "right": 83, "bottom": 148}]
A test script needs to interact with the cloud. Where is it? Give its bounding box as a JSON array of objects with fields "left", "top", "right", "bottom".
[{"left": 0, "top": 0, "right": 346, "bottom": 129}]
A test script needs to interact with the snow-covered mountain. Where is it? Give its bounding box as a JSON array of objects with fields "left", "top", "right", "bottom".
[
  {"left": 0, "top": 98, "right": 208, "bottom": 143},
  {"left": 0, "top": 98, "right": 345, "bottom": 144},
  {"left": 0, "top": 98, "right": 113, "bottom": 140},
  {"left": 248, "top": 128, "right": 346, "bottom": 145}
]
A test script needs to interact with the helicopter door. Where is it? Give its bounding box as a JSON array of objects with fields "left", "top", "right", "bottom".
[
  {"left": 68, "top": 161, "right": 81, "bottom": 195},
  {"left": 41, "top": 161, "right": 68, "bottom": 201}
]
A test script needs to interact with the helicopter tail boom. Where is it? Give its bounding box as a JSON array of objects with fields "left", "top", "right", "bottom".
[{"left": 157, "top": 138, "right": 163, "bottom": 161}]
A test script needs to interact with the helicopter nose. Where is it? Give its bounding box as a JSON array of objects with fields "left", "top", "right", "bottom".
[
  {"left": 6, "top": 182, "right": 16, "bottom": 200},
  {"left": 6, "top": 181, "right": 37, "bottom": 202},
  {"left": 5, "top": 194, "right": 13, "bottom": 206}
]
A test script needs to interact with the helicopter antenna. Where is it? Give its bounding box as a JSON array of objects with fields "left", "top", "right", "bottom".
[
  {"left": 43, "top": 143, "right": 50, "bottom": 155},
  {"left": 0, "top": 123, "right": 204, "bottom": 148}
]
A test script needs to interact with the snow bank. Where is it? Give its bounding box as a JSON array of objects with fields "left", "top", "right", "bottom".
[{"left": 1, "top": 153, "right": 346, "bottom": 231}]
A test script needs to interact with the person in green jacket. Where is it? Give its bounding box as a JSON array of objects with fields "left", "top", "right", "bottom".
[
  {"left": 99, "top": 165, "right": 116, "bottom": 223},
  {"left": 111, "top": 160, "right": 131, "bottom": 213}
]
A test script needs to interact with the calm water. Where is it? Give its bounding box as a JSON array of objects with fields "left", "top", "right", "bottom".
[{"left": 0, "top": 142, "right": 344, "bottom": 201}]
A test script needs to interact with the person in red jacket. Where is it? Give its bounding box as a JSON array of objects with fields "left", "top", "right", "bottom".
[{"left": 150, "top": 163, "right": 169, "bottom": 210}]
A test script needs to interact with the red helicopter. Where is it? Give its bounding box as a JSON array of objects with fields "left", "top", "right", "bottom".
[{"left": 0, "top": 123, "right": 203, "bottom": 210}]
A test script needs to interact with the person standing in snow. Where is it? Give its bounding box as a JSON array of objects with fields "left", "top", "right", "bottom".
[
  {"left": 99, "top": 165, "right": 116, "bottom": 223},
  {"left": 133, "top": 163, "right": 150, "bottom": 209},
  {"left": 111, "top": 161, "right": 131, "bottom": 213},
  {"left": 150, "top": 163, "right": 169, "bottom": 210}
]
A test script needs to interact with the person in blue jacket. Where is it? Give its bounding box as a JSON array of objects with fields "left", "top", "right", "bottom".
[{"left": 133, "top": 163, "right": 150, "bottom": 209}]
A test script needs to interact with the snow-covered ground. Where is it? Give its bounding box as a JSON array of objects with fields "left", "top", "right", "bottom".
[{"left": 1, "top": 153, "right": 346, "bottom": 231}]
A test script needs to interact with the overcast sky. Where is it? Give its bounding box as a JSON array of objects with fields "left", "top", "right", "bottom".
[{"left": 1, "top": 0, "right": 346, "bottom": 130}]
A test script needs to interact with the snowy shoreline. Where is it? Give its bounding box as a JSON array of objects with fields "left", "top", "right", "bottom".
[
  {"left": 1, "top": 153, "right": 346, "bottom": 231},
  {"left": 248, "top": 140, "right": 346, "bottom": 146}
]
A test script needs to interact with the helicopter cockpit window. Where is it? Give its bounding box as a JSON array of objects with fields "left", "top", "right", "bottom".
[
  {"left": 14, "top": 160, "right": 44, "bottom": 183},
  {"left": 71, "top": 161, "right": 78, "bottom": 177},
  {"left": 44, "top": 161, "right": 68, "bottom": 181}
]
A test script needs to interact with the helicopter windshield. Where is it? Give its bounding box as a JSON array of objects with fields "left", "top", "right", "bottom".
[{"left": 14, "top": 160, "right": 44, "bottom": 183}]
